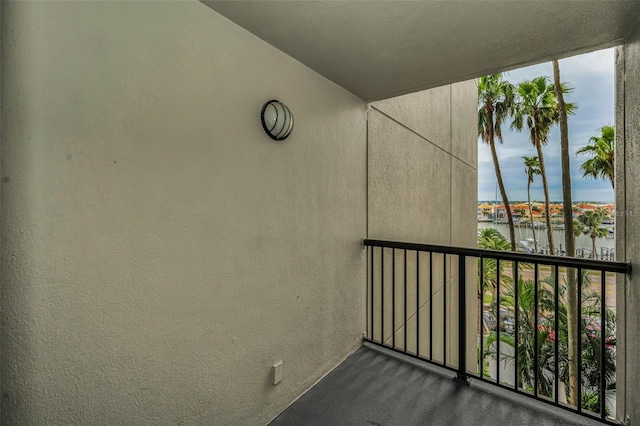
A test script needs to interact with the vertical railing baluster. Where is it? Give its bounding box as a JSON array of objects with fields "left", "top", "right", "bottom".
[
  {"left": 404, "top": 249, "right": 408, "bottom": 353},
  {"left": 554, "top": 265, "right": 560, "bottom": 404},
  {"left": 392, "top": 248, "right": 396, "bottom": 349},
  {"left": 496, "top": 258, "right": 501, "bottom": 385},
  {"left": 577, "top": 267, "right": 583, "bottom": 412},
  {"left": 429, "top": 252, "right": 433, "bottom": 361},
  {"left": 600, "top": 270, "right": 606, "bottom": 420},
  {"left": 457, "top": 255, "right": 468, "bottom": 383},
  {"left": 381, "top": 247, "right": 385, "bottom": 345},
  {"left": 514, "top": 261, "right": 519, "bottom": 391},
  {"left": 534, "top": 262, "right": 539, "bottom": 398},
  {"left": 480, "top": 255, "right": 484, "bottom": 378},
  {"left": 371, "top": 247, "right": 374, "bottom": 341},
  {"left": 443, "top": 254, "right": 447, "bottom": 366},
  {"left": 417, "top": 251, "right": 420, "bottom": 357}
]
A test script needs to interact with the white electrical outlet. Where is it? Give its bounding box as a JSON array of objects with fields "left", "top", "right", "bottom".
[{"left": 272, "top": 360, "right": 283, "bottom": 385}]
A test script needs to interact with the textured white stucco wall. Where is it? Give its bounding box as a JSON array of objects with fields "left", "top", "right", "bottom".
[
  {"left": 0, "top": 2, "right": 366, "bottom": 424},
  {"left": 367, "top": 81, "right": 478, "bottom": 371},
  {"left": 617, "top": 21, "right": 640, "bottom": 426}
]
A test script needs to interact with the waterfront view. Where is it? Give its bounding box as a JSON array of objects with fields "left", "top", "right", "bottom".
[
  {"left": 478, "top": 222, "right": 614, "bottom": 256},
  {"left": 478, "top": 49, "right": 615, "bottom": 258},
  {"left": 477, "top": 201, "right": 616, "bottom": 259},
  {"left": 476, "top": 48, "right": 621, "bottom": 417}
]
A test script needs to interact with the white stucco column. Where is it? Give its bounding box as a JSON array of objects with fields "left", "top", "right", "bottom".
[{"left": 616, "top": 21, "right": 640, "bottom": 425}]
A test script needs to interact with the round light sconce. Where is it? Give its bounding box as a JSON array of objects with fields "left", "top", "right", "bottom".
[{"left": 261, "top": 100, "right": 294, "bottom": 141}]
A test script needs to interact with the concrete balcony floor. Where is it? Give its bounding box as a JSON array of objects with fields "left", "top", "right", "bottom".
[{"left": 271, "top": 342, "right": 607, "bottom": 426}]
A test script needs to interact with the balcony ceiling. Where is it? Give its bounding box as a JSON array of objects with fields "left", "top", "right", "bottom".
[{"left": 202, "top": 0, "right": 640, "bottom": 101}]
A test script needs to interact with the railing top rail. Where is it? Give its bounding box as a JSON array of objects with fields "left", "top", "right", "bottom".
[{"left": 363, "top": 238, "right": 631, "bottom": 275}]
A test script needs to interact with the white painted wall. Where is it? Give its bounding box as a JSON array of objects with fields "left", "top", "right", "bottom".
[
  {"left": 0, "top": 2, "right": 367, "bottom": 424},
  {"left": 367, "top": 81, "right": 479, "bottom": 371},
  {"left": 0, "top": 1, "right": 480, "bottom": 424}
]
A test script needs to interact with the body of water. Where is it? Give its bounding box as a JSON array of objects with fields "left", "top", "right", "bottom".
[{"left": 477, "top": 222, "right": 615, "bottom": 256}]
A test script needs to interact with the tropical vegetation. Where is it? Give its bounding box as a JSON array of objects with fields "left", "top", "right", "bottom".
[
  {"left": 477, "top": 228, "right": 512, "bottom": 304},
  {"left": 511, "top": 76, "right": 576, "bottom": 256},
  {"left": 577, "top": 125, "right": 615, "bottom": 188},
  {"left": 477, "top": 230, "right": 615, "bottom": 414},
  {"left": 576, "top": 209, "right": 610, "bottom": 259},
  {"left": 478, "top": 74, "right": 517, "bottom": 251},
  {"left": 522, "top": 155, "right": 541, "bottom": 253},
  {"left": 484, "top": 272, "right": 615, "bottom": 414},
  {"left": 477, "top": 59, "right": 615, "bottom": 414},
  {"left": 553, "top": 59, "right": 580, "bottom": 408}
]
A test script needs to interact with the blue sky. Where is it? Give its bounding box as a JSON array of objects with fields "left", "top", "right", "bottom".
[{"left": 478, "top": 48, "right": 615, "bottom": 203}]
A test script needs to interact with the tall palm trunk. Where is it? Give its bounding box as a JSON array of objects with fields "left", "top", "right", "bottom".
[
  {"left": 527, "top": 183, "right": 538, "bottom": 253},
  {"left": 535, "top": 142, "right": 554, "bottom": 255},
  {"left": 487, "top": 113, "right": 516, "bottom": 251},
  {"left": 591, "top": 235, "right": 598, "bottom": 259},
  {"left": 553, "top": 59, "right": 578, "bottom": 408}
]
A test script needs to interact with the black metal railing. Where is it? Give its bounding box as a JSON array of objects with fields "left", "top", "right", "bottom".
[{"left": 364, "top": 238, "right": 631, "bottom": 424}]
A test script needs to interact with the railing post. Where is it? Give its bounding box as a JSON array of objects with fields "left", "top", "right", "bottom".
[{"left": 455, "top": 254, "right": 470, "bottom": 385}]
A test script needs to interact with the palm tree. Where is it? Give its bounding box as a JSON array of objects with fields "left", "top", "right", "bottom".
[
  {"left": 553, "top": 59, "right": 579, "bottom": 409},
  {"left": 479, "top": 74, "right": 517, "bottom": 251},
  {"left": 577, "top": 125, "right": 615, "bottom": 188},
  {"left": 577, "top": 210, "right": 609, "bottom": 259},
  {"left": 478, "top": 228, "right": 512, "bottom": 303},
  {"left": 597, "top": 206, "right": 612, "bottom": 222},
  {"left": 478, "top": 228, "right": 511, "bottom": 251},
  {"left": 512, "top": 77, "right": 576, "bottom": 256},
  {"left": 487, "top": 276, "right": 557, "bottom": 395},
  {"left": 569, "top": 272, "right": 616, "bottom": 414},
  {"left": 486, "top": 273, "right": 616, "bottom": 413},
  {"left": 573, "top": 218, "right": 596, "bottom": 260},
  {"left": 523, "top": 156, "right": 541, "bottom": 253}
]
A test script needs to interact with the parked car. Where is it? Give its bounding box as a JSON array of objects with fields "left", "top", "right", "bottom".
[{"left": 483, "top": 309, "right": 514, "bottom": 334}]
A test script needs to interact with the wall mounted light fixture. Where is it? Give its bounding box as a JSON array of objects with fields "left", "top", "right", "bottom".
[{"left": 261, "top": 100, "right": 294, "bottom": 141}]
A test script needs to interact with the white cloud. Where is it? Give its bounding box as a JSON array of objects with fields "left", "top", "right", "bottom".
[{"left": 558, "top": 48, "right": 615, "bottom": 79}]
